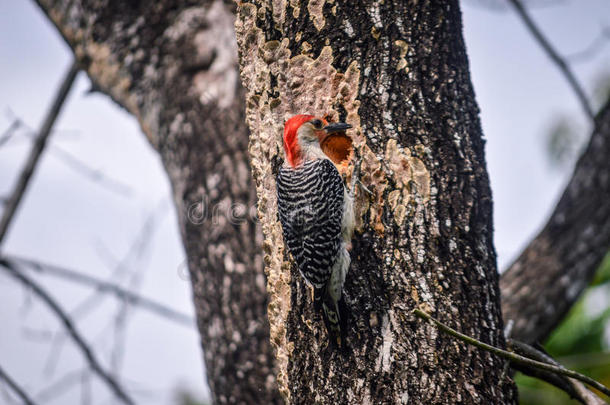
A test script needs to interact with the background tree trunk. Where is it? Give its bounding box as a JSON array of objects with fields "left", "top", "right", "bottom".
[
  {"left": 34, "top": 1, "right": 282, "bottom": 403},
  {"left": 235, "top": 1, "right": 517, "bottom": 403},
  {"left": 501, "top": 98, "right": 610, "bottom": 343}
]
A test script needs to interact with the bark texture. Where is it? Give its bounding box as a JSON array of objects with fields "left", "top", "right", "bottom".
[
  {"left": 236, "top": 1, "right": 517, "bottom": 403},
  {"left": 501, "top": 99, "right": 610, "bottom": 343},
  {"left": 34, "top": 1, "right": 282, "bottom": 403}
]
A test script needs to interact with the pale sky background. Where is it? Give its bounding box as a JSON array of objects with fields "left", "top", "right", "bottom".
[{"left": 0, "top": 1, "right": 609, "bottom": 404}]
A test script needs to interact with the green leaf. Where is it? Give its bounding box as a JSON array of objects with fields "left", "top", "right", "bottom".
[{"left": 591, "top": 252, "right": 610, "bottom": 286}]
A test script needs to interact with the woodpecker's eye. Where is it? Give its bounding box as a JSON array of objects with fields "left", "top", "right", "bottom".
[{"left": 310, "top": 119, "right": 323, "bottom": 129}]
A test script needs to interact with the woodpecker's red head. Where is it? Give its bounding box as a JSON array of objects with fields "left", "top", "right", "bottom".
[{"left": 283, "top": 114, "right": 353, "bottom": 168}]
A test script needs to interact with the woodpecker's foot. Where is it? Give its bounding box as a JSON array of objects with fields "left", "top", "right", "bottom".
[
  {"left": 349, "top": 154, "right": 362, "bottom": 195},
  {"left": 357, "top": 180, "right": 373, "bottom": 196},
  {"left": 309, "top": 285, "right": 317, "bottom": 308},
  {"left": 350, "top": 153, "right": 372, "bottom": 196}
]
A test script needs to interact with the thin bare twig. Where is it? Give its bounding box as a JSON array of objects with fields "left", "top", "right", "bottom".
[
  {"left": 5, "top": 110, "right": 133, "bottom": 198},
  {"left": 464, "top": 0, "right": 568, "bottom": 12},
  {"left": 108, "top": 199, "right": 169, "bottom": 375},
  {"left": 0, "top": 119, "right": 21, "bottom": 148},
  {"left": 566, "top": 27, "right": 610, "bottom": 63},
  {"left": 2, "top": 254, "right": 193, "bottom": 326},
  {"left": 414, "top": 308, "right": 610, "bottom": 398},
  {"left": 82, "top": 200, "right": 168, "bottom": 324},
  {"left": 0, "top": 364, "right": 37, "bottom": 405},
  {"left": 34, "top": 368, "right": 83, "bottom": 402},
  {"left": 0, "top": 259, "right": 135, "bottom": 404},
  {"left": 81, "top": 370, "right": 92, "bottom": 405},
  {"left": 0, "top": 61, "right": 79, "bottom": 246},
  {"left": 39, "top": 201, "right": 175, "bottom": 376},
  {"left": 39, "top": 139, "right": 132, "bottom": 197},
  {"left": 507, "top": 0, "right": 594, "bottom": 119},
  {"left": 24, "top": 131, "right": 132, "bottom": 197}
]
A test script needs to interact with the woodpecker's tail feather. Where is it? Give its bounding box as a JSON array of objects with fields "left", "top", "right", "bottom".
[{"left": 314, "top": 286, "right": 346, "bottom": 349}]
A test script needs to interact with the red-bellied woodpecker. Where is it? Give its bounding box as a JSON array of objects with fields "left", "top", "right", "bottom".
[{"left": 276, "top": 114, "right": 355, "bottom": 348}]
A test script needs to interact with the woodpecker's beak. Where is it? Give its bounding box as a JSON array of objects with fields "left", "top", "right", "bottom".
[{"left": 323, "top": 122, "right": 352, "bottom": 134}]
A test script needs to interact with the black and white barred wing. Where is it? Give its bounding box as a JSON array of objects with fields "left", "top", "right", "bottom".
[{"left": 276, "top": 159, "right": 344, "bottom": 288}]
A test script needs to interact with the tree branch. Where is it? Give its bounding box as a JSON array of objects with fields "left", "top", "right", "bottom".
[
  {"left": 566, "top": 27, "right": 610, "bottom": 63},
  {"left": 507, "top": 0, "right": 594, "bottom": 119},
  {"left": 34, "top": 368, "right": 84, "bottom": 403},
  {"left": 414, "top": 309, "right": 610, "bottom": 399},
  {"left": 500, "top": 97, "right": 610, "bottom": 342},
  {"left": 510, "top": 340, "right": 606, "bottom": 405},
  {"left": 2, "top": 108, "right": 132, "bottom": 197},
  {"left": 0, "top": 364, "right": 37, "bottom": 405},
  {"left": 0, "top": 119, "right": 21, "bottom": 148},
  {"left": 1, "top": 254, "right": 194, "bottom": 326},
  {"left": 0, "top": 60, "right": 79, "bottom": 246},
  {"left": 0, "top": 259, "right": 135, "bottom": 405},
  {"left": 51, "top": 143, "right": 132, "bottom": 196}
]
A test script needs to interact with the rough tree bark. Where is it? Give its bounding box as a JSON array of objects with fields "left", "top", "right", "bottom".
[
  {"left": 33, "top": 1, "right": 282, "bottom": 403},
  {"left": 501, "top": 98, "right": 610, "bottom": 343},
  {"left": 235, "top": 1, "right": 517, "bottom": 403}
]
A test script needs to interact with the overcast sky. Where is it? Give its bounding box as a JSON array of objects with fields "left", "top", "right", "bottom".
[{"left": 1, "top": 1, "right": 609, "bottom": 404}]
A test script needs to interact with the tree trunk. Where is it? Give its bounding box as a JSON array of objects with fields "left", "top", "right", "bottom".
[
  {"left": 501, "top": 98, "right": 610, "bottom": 343},
  {"left": 33, "top": 1, "right": 282, "bottom": 403},
  {"left": 235, "top": 1, "right": 517, "bottom": 403}
]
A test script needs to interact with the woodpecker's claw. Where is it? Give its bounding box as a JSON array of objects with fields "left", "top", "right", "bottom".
[
  {"left": 350, "top": 153, "right": 373, "bottom": 196},
  {"left": 357, "top": 180, "right": 373, "bottom": 196}
]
